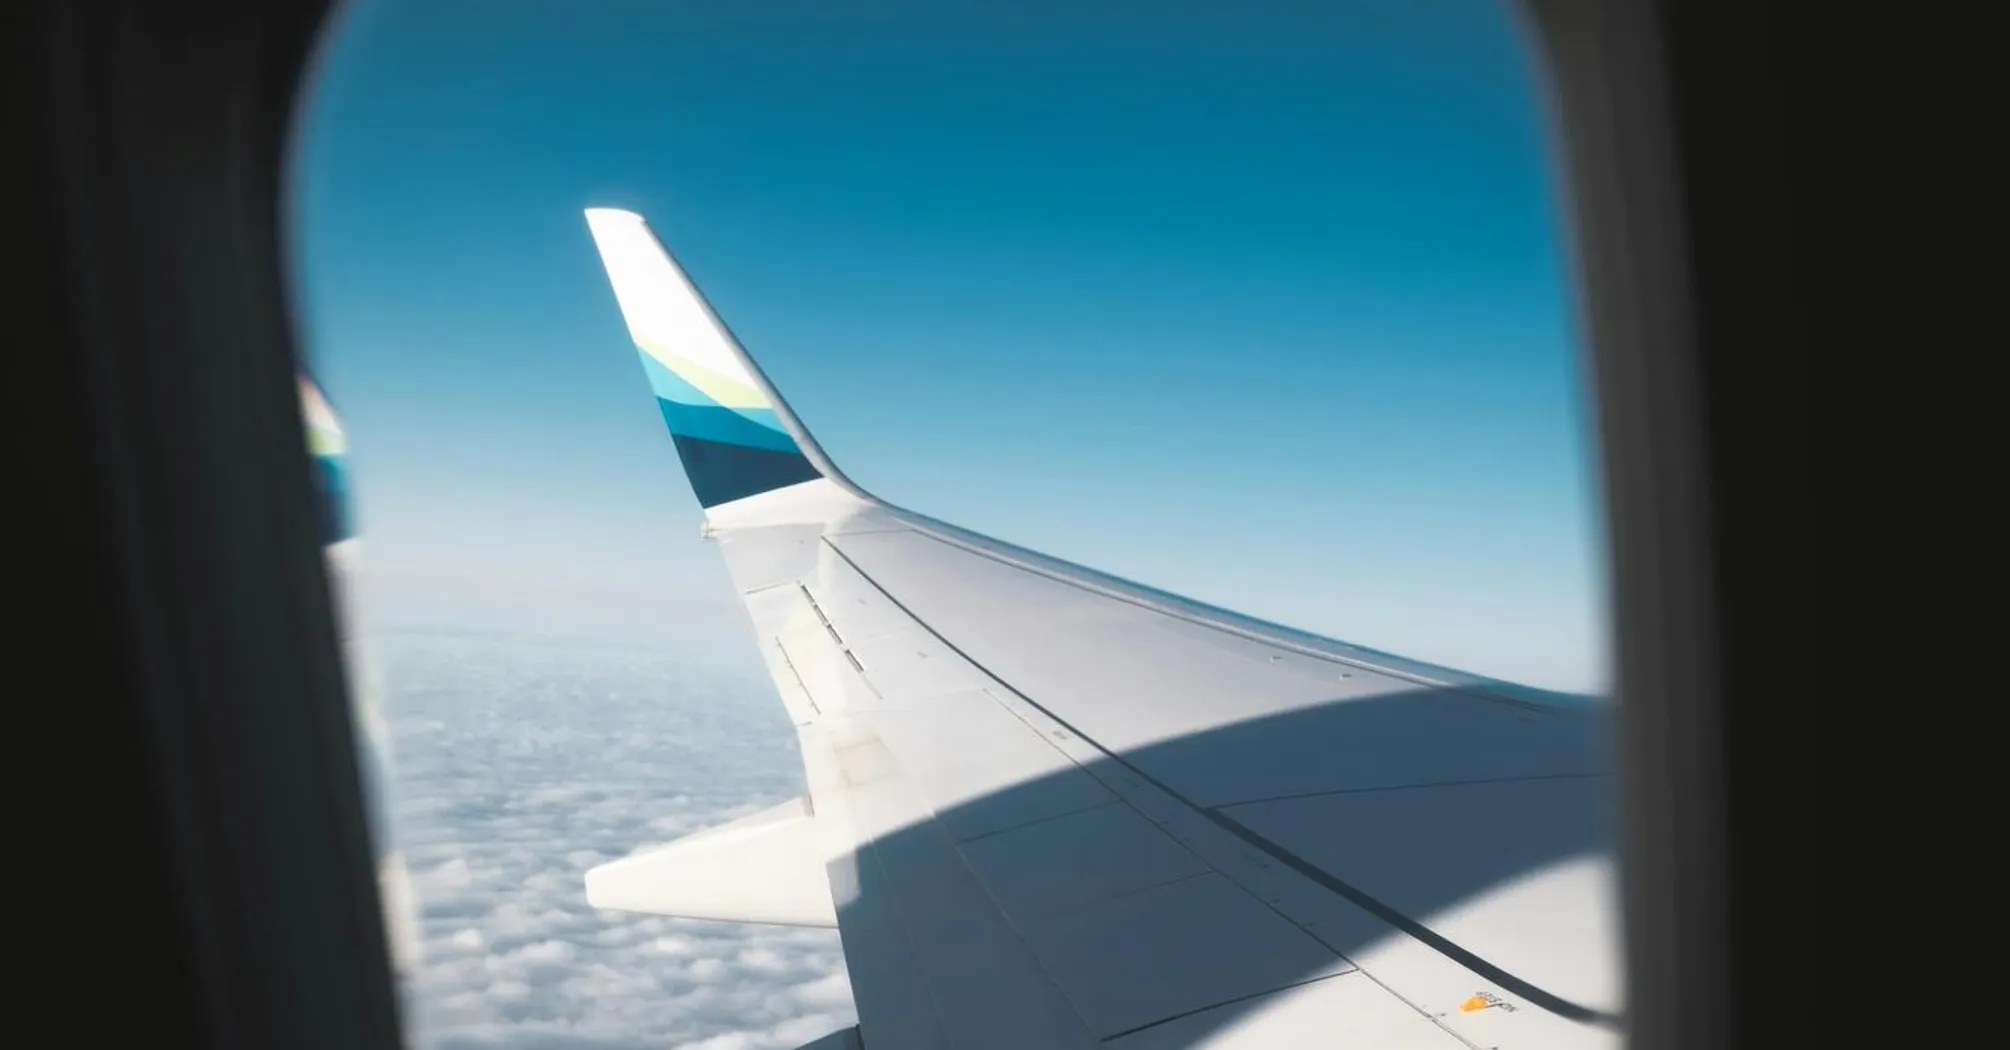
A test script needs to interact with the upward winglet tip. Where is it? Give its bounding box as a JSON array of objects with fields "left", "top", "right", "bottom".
[
  {"left": 583, "top": 205, "right": 644, "bottom": 224},
  {"left": 584, "top": 205, "right": 843, "bottom": 509}
]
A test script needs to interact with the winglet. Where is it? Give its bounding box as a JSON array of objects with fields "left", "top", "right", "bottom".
[
  {"left": 297, "top": 373, "right": 356, "bottom": 544},
  {"left": 584, "top": 208, "right": 863, "bottom": 508}
]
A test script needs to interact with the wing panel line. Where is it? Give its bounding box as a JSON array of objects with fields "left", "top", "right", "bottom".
[
  {"left": 772, "top": 640, "right": 821, "bottom": 718},
  {"left": 939, "top": 795, "right": 1125, "bottom": 848},
  {"left": 1099, "top": 971, "right": 1355, "bottom": 1044}
]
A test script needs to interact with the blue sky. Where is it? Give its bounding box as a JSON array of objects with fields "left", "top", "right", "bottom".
[{"left": 290, "top": 0, "right": 1608, "bottom": 693}]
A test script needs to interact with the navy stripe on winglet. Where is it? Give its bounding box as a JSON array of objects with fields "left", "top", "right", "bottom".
[
  {"left": 669, "top": 433, "right": 823, "bottom": 508},
  {"left": 313, "top": 453, "right": 355, "bottom": 544}
]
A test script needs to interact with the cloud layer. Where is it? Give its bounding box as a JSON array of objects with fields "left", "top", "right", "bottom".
[{"left": 378, "top": 630, "right": 856, "bottom": 1050}]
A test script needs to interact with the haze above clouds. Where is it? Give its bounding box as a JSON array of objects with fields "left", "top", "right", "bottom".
[{"left": 381, "top": 629, "right": 856, "bottom": 1050}]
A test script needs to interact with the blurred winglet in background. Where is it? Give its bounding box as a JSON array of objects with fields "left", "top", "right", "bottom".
[{"left": 298, "top": 371, "right": 422, "bottom": 977}]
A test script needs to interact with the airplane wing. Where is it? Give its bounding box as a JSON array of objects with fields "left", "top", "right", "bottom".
[{"left": 579, "top": 208, "right": 1622, "bottom": 1050}]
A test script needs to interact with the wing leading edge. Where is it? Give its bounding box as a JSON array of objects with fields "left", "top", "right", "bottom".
[{"left": 581, "top": 208, "right": 1621, "bottom": 1050}]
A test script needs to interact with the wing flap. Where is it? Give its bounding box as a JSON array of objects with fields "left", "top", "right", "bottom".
[
  {"left": 582, "top": 796, "right": 836, "bottom": 927},
  {"left": 1222, "top": 776, "right": 1622, "bottom": 1010}
]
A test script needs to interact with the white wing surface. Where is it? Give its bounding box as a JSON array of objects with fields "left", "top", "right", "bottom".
[{"left": 581, "top": 208, "right": 1622, "bottom": 1050}]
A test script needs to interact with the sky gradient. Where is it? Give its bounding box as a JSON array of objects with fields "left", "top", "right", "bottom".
[{"left": 290, "top": 0, "right": 1609, "bottom": 692}]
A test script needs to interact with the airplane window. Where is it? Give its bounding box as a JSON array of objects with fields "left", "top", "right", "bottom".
[{"left": 290, "top": 2, "right": 1615, "bottom": 1047}]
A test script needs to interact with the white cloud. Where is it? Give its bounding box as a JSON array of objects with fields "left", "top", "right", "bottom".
[
  {"left": 785, "top": 974, "right": 854, "bottom": 1012},
  {"left": 377, "top": 630, "right": 856, "bottom": 1050}
]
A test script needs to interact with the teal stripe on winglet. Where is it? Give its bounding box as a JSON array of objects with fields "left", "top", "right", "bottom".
[
  {"left": 657, "top": 398, "right": 800, "bottom": 453},
  {"left": 638, "top": 353, "right": 791, "bottom": 431},
  {"left": 638, "top": 353, "right": 713, "bottom": 405}
]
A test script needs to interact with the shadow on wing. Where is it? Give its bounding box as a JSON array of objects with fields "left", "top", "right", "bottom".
[{"left": 830, "top": 683, "right": 1617, "bottom": 1047}]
